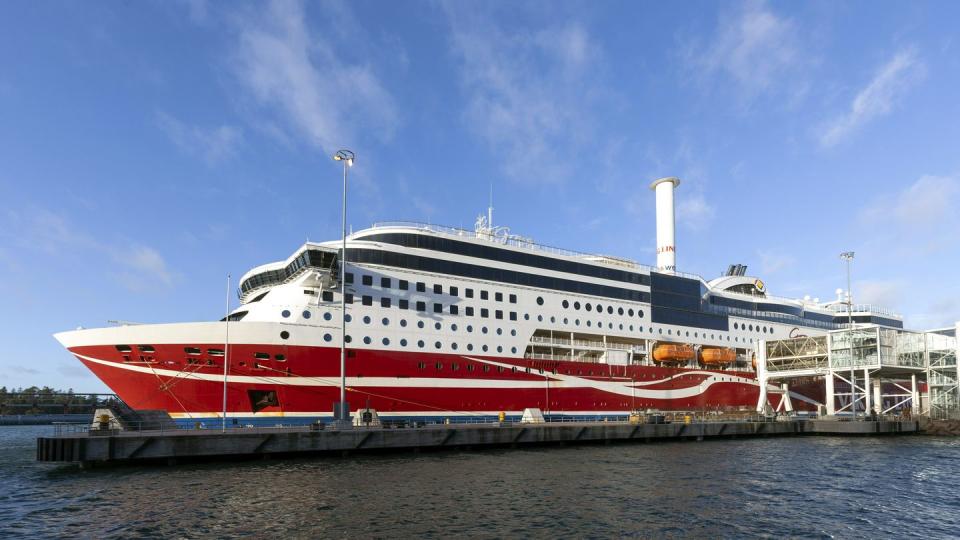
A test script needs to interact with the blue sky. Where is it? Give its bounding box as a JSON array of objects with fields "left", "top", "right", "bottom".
[{"left": 2, "top": 0, "right": 959, "bottom": 392}]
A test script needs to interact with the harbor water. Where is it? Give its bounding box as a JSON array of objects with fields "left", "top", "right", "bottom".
[{"left": 3, "top": 425, "right": 960, "bottom": 538}]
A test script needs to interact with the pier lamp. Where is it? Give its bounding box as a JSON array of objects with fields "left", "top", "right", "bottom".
[
  {"left": 333, "top": 149, "right": 355, "bottom": 427},
  {"left": 840, "top": 251, "right": 855, "bottom": 419}
]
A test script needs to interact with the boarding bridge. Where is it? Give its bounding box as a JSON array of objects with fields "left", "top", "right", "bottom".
[{"left": 755, "top": 323, "right": 959, "bottom": 418}]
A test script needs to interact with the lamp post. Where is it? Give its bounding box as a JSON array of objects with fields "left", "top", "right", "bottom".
[
  {"left": 333, "top": 149, "right": 354, "bottom": 426},
  {"left": 840, "top": 251, "right": 855, "bottom": 419}
]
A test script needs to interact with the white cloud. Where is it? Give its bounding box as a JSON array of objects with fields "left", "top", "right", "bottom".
[
  {"left": 757, "top": 249, "right": 796, "bottom": 274},
  {"left": 676, "top": 193, "right": 716, "bottom": 231},
  {"left": 819, "top": 48, "right": 923, "bottom": 147},
  {"left": 855, "top": 279, "right": 904, "bottom": 308},
  {"left": 445, "top": 6, "right": 605, "bottom": 184},
  {"left": 687, "top": 1, "right": 803, "bottom": 99},
  {"left": 156, "top": 111, "right": 242, "bottom": 165},
  {"left": 233, "top": 0, "right": 396, "bottom": 153},
  {"left": 123, "top": 246, "right": 174, "bottom": 288}
]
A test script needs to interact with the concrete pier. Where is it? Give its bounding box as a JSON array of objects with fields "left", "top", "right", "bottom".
[{"left": 36, "top": 419, "right": 919, "bottom": 467}]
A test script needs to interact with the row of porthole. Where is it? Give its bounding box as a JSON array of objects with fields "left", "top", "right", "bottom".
[
  {"left": 320, "top": 332, "right": 517, "bottom": 354},
  {"left": 561, "top": 299, "right": 642, "bottom": 318},
  {"left": 733, "top": 322, "right": 773, "bottom": 333}
]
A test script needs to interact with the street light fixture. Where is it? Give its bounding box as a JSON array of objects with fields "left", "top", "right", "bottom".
[
  {"left": 333, "top": 149, "right": 354, "bottom": 427},
  {"left": 840, "top": 251, "right": 855, "bottom": 419}
]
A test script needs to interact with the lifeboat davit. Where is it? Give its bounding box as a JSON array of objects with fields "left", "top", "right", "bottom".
[
  {"left": 652, "top": 343, "right": 696, "bottom": 363},
  {"left": 699, "top": 347, "right": 737, "bottom": 366}
]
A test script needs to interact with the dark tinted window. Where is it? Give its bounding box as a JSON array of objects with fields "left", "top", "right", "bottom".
[
  {"left": 399, "top": 299, "right": 409, "bottom": 310},
  {"left": 416, "top": 282, "right": 426, "bottom": 292},
  {"left": 416, "top": 301, "right": 426, "bottom": 311},
  {"left": 450, "top": 305, "right": 459, "bottom": 315},
  {"left": 481, "top": 290, "right": 489, "bottom": 300},
  {"left": 509, "top": 294, "right": 517, "bottom": 303},
  {"left": 381, "top": 277, "right": 390, "bottom": 288},
  {"left": 399, "top": 280, "right": 408, "bottom": 290},
  {"left": 495, "top": 310, "right": 503, "bottom": 320},
  {"left": 495, "top": 292, "right": 503, "bottom": 302},
  {"left": 466, "top": 307, "right": 474, "bottom": 316},
  {"left": 362, "top": 295, "right": 372, "bottom": 306},
  {"left": 450, "top": 286, "right": 459, "bottom": 296},
  {"left": 434, "top": 284, "right": 442, "bottom": 294},
  {"left": 362, "top": 275, "right": 372, "bottom": 286},
  {"left": 434, "top": 303, "right": 442, "bottom": 313},
  {"left": 509, "top": 312, "right": 517, "bottom": 321},
  {"left": 345, "top": 272, "right": 354, "bottom": 284},
  {"left": 381, "top": 297, "right": 391, "bottom": 308},
  {"left": 481, "top": 308, "right": 489, "bottom": 318},
  {"left": 345, "top": 293, "right": 353, "bottom": 304},
  {"left": 466, "top": 288, "right": 474, "bottom": 298},
  {"left": 321, "top": 291, "right": 334, "bottom": 302}
]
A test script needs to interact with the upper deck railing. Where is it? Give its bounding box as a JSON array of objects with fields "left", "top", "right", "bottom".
[
  {"left": 366, "top": 221, "right": 705, "bottom": 281},
  {"left": 826, "top": 303, "right": 901, "bottom": 318}
]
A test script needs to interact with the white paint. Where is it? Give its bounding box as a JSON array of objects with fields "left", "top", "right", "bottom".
[{"left": 650, "top": 177, "right": 680, "bottom": 273}]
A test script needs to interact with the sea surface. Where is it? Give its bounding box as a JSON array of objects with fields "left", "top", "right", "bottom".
[{"left": 2, "top": 425, "right": 959, "bottom": 538}]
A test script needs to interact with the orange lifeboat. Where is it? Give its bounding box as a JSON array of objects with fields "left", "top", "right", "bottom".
[
  {"left": 652, "top": 343, "right": 696, "bottom": 364},
  {"left": 751, "top": 353, "right": 757, "bottom": 370},
  {"left": 699, "top": 347, "right": 737, "bottom": 366}
]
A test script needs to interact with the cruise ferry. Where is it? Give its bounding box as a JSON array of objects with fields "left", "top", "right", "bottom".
[{"left": 54, "top": 178, "right": 903, "bottom": 424}]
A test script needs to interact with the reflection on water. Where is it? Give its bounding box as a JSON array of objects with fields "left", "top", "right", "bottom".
[{"left": 2, "top": 425, "right": 960, "bottom": 538}]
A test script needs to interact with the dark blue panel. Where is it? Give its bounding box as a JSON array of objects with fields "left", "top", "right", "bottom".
[{"left": 651, "top": 306, "right": 729, "bottom": 331}]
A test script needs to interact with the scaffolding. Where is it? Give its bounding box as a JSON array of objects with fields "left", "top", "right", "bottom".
[{"left": 756, "top": 323, "right": 959, "bottom": 418}]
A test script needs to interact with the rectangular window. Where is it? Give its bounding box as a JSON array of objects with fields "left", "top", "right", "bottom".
[
  {"left": 381, "top": 297, "right": 391, "bottom": 308},
  {"left": 466, "top": 306, "right": 474, "bottom": 316},
  {"left": 495, "top": 292, "right": 503, "bottom": 302},
  {"left": 321, "top": 291, "right": 334, "bottom": 302},
  {"left": 362, "top": 295, "right": 373, "bottom": 306},
  {"left": 495, "top": 310, "right": 503, "bottom": 320},
  {"left": 434, "top": 284, "right": 442, "bottom": 294},
  {"left": 345, "top": 272, "right": 354, "bottom": 284},
  {"left": 416, "top": 301, "right": 426, "bottom": 312},
  {"left": 466, "top": 288, "right": 474, "bottom": 298},
  {"left": 381, "top": 277, "right": 391, "bottom": 288},
  {"left": 509, "top": 311, "right": 517, "bottom": 321},
  {"left": 345, "top": 293, "right": 353, "bottom": 304},
  {"left": 481, "top": 290, "right": 489, "bottom": 300},
  {"left": 481, "top": 308, "right": 489, "bottom": 318},
  {"left": 362, "top": 275, "right": 373, "bottom": 286},
  {"left": 399, "top": 279, "right": 409, "bottom": 290},
  {"left": 450, "top": 286, "right": 459, "bottom": 297},
  {"left": 416, "top": 282, "right": 426, "bottom": 292},
  {"left": 303, "top": 289, "right": 316, "bottom": 296},
  {"left": 434, "top": 303, "right": 443, "bottom": 313},
  {"left": 399, "top": 299, "right": 409, "bottom": 310},
  {"left": 509, "top": 294, "right": 517, "bottom": 304},
  {"left": 450, "top": 305, "right": 459, "bottom": 315}
]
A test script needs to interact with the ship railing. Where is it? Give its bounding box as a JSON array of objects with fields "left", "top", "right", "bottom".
[
  {"left": 826, "top": 303, "right": 901, "bottom": 318},
  {"left": 528, "top": 336, "right": 646, "bottom": 352}
]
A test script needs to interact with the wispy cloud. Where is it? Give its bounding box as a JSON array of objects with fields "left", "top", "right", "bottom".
[
  {"left": 445, "top": 5, "right": 607, "bottom": 184},
  {"left": 156, "top": 111, "right": 242, "bottom": 165},
  {"left": 1, "top": 208, "right": 177, "bottom": 292},
  {"left": 676, "top": 193, "right": 716, "bottom": 231},
  {"left": 232, "top": 0, "right": 396, "bottom": 153},
  {"left": 855, "top": 279, "right": 905, "bottom": 308},
  {"left": 685, "top": 1, "right": 805, "bottom": 102},
  {"left": 819, "top": 48, "right": 923, "bottom": 147},
  {"left": 757, "top": 249, "right": 796, "bottom": 275},
  {"left": 860, "top": 174, "right": 959, "bottom": 232}
]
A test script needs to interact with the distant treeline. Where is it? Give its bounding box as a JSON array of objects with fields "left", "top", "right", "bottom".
[{"left": 0, "top": 387, "right": 113, "bottom": 415}]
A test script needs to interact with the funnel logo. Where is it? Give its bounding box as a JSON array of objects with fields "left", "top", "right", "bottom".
[
  {"left": 754, "top": 279, "right": 765, "bottom": 292},
  {"left": 657, "top": 245, "right": 675, "bottom": 254}
]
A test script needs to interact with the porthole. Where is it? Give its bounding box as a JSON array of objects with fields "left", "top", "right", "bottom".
[
  {"left": 658, "top": 329, "right": 662, "bottom": 335},
  {"left": 537, "top": 297, "right": 544, "bottom": 306},
  {"left": 482, "top": 345, "right": 489, "bottom": 352},
  {"left": 596, "top": 304, "right": 602, "bottom": 312},
  {"left": 563, "top": 318, "right": 569, "bottom": 324},
  {"left": 608, "top": 323, "right": 613, "bottom": 329},
  {"left": 452, "top": 323, "right": 458, "bottom": 331},
  {"left": 510, "top": 329, "right": 516, "bottom": 336},
  {"left": 587, "top": 321, "right": 592, "bottom": 327},
  {"left": 435, "top": 341, "right": 442, "bottom": 349},
  {"left": 417, "top": 340, "right": 425, "bottom": 348},
  {"left": 497, "top": 346, "right": 503, "bottom": 353},
  {"left": 400, "top": 319, "right": 407, "bottom": 327},
  {"left": 323, "top": 312, "right": 332, "bottom": 321},
  {"left": 686, "top": 331, "right": 690, "bottom": 337},
  {"left": 435, "top": 322, "right": 441, "bottom": 330},
  {"left": 363, "top": 336, "right": 371, "bottom": 344},
  {"left": 511, "top": 347, "right": 517, "bottom": 354},
  {"left": 550, "top": 316, "right": 556, "bottom": 323},
  {"left": 562, "top": 300, "right": 569, "bottom": 308},
  {"left": 749, "top": 325, "right": 753, "bottom": 331},
  {"left": 496, "top": 328, "right": 503, "bottom": 335},
  {"left": 574, "top": 301, "right": 581, "bottom": 310},
  {"left": 618, "top": 307, "right": 624, "bottom": 315},
  {"left": 537, "top": 315, "right": 544, "bottom": 322},
  {"left": 585, "top": 303, "right": 592, "bottom": 312},
  {"left": 482, "top": 327, "right": 488, "bottom": 334},
  {"left": 417, "top": 321, "right": 425, "bottom": 329},
  {"left": 668, "top": 329, "right": 672, "bottom": 335},
  {"left": 629, "top": 325, "right": 634, "bottom": 331},
  {"left": 628, "top": 309, "right": 634, "bottom": 317},
  {"left": 281, "top": 310, "right": 291, "bottom": 318},
  {"left": 323, "top": 333, "right": 332, "bottom": 342},
  {"left": 344, "top": 335, "right": 352, "bottom": 343},
  {"left": 467, "top": 325, "right": 473, "bottom": 333},
  {"left": 619, "top": 324, "right": 623, "bottom": 330},
  {"left": 734, "top": 322, "right": 739, "bottom": 330},
  {"left": 467, "top": 344, "right": 474, "bottom": 351},
  {"left": 280, "top": 331, "right": 290, "bottom": 340},
  {"left": 452, "top": 343, "right": 458, "bottom": 350},
  {"left": 638, "top": 310, "right": 644, "bottom": 318},
  {"left": 363, "top": 316, "right": 371, "bottom": 324},
  {"left": 382, "top": 317, "right": 389, "bottom": 326},
  {"left": 400, "top": 338, "right": 407, "bottom": 347},
  {"left": 575, "top": 319, "right": 580, "bottom": 326},
  {"left": 524, "top": 314, "right": 530, "bottom": 320},
  {"left": 345, "top": 314, "right": 352, "bottom": 323},
  {"left": 382, "top": 338, "right": 390, "bottom": 346},
  {"left": 303, "top": 310, "right": 311, "bottom": 319},
  {"left": 607, "top": 306, "right": 613, "bottom": 314}
]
